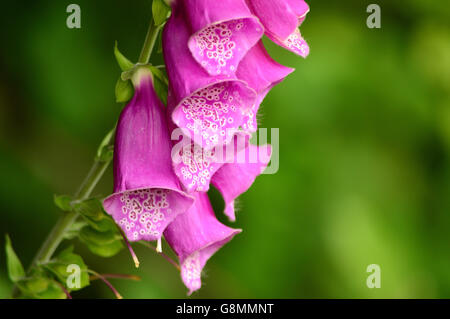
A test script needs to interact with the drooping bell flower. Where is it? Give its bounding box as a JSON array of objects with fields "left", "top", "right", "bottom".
[
  {"left": 167, "top": 89, "right": 250, "bottom": 193},
  {"left": 163, "top": 6, "right": 257, "bottom": 151},
  {"left": 103, "top": 68, "right": 194, "bottom": 242},
  {"left": 175, "top": 0, "right": 264, "bottom": 76},
  {"left": 212, "top": 143, "right": 272, "bottom": 221},
  {"left": 236, "top": 41, "right": 294, "bottom": 132},
  {"left": 164, "top": 192, "right": 241, "bottom": 294},
  {"left": 172, "top": 126, "right": 251, "bottom": 193},
  {"left": 245, "top": 0, "right": 310, "bottom": 57}
]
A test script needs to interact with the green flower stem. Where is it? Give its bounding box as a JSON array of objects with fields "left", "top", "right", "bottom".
[
  {"left": 33, "top": 157, "right": 113, "bottom": 266},
  {"left": 11, "top": 137, "right": 114, "bottom": 298},
  {"left": 12, "top": 18, "right": 163, "bottom": 298},
  {"left": 138, "top": 20, "right": 163, "bottom": 64},
  {"left": 10, "top": 154, "right": 112, "bottom": 298}
]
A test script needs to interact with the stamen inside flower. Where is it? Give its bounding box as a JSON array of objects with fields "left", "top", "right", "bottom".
[
  {"left": 189, "top": 18, "right": 263, "bottom": 75},
  {"left": 156, "top": 237, "right": 162, "bottom": 253},
  {"left": 120, "top": 229, "right": 140, "bottom": 268}
]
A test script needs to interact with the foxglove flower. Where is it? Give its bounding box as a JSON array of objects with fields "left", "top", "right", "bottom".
[
  {"left": 163, "top": 7, "right": 257, "bottom": 151},
  {"left": 177, "top": 0, "right": 264, "bottom": 75},
  {"left": 164, "top": 192, "right": 241, "bottom": 294},
  {"left": 212, "top": 143, "right": 272, "bottom": 221},
  {"left": 246, "top": 0, "right": 310, "bottom": 57},
  {"left": 168, "top": 91, "right": 251, "bottom": 193},
  {"left": 236, "top": 41, "right": 294, "bottom": 132},
  {"left": 103, "top": 69, "right": 194, "bottom": 242},
  {"left": 171, "top": 127, "right": 250, "bottom": 193}
]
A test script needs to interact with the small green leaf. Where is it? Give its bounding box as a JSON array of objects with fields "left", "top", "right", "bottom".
[
  {"left": 121, "top": 69, "right": 134, "bottom": 81},
  {"left": 84, "top": 239, "right": 124, "bottom": 258},
  {"left": 73, "top": 198, "right": 104, "bottom": 221},
  {"left": 83, "top": 214, "right": 117, "bottom": 232},
  {"left": 157, "top": 32, "right": 163, "bottom": 54},
  {"left": 73, "top": 198, "right": 119, "bottom": 232},
  {"left": 153, "top": 77, "right": 168, "bottom": 105},
  {"left": 63, "top": 221, "right": 88, "bottom": 240},
  {"left": 115, "top": 77, "right": 134, "bottom": 103},
  {"left": 79, "top": 226, "right": 120, "bottom": 246},
  {"left": 15, "top": 269, "right": 58, "bottom": 298},
  {"left": 34, "top": 281, "right": 67, "bottom": 299},
  {"left": 5, "top": 234, "right": 25, "bottom": 283},
  {"left": 146, "top": 65, "right": 168, "bottom": 104},
  {"left": 148, "top": 65, "right": 168, "bottom": 86},
  {"left": 114, "top": 41, "right": 134, "bottom": 71},
  {"left": 24, "top": 276, "right": 50, "bottom": 294},
  {"left": 96, "top": 128, "right": 115, "bottom": 161},
  {"left": 53, "top": 194, "right": 73, "bottom": 211},
  {"left": 152, "top": 0, "right": 171, "bottom": 26}
]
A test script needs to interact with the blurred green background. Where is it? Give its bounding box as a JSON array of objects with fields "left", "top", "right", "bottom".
[{"left": 1, "top": 0, "right": 449, "bottom": 298}]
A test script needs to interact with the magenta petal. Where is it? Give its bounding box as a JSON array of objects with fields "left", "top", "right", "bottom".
[
  {"left": 268, "top": 28, "right": 309, "bottom": 58},
  {"left": 285, "top": 0, "right": 310, "bottom": 21},
  {"left": 172, "top": 129, "right": 251, "bottom": 193},
  {"left": 173, "top": 141, "right": 224, "bottom": 192},
  {"left": 173, "top": 81, "right": 256, "bottom": 150},
  {"left": 237, "top": 42, "right": 294, "bottom": 94},
  {"left": 163, "top": 8, "right": 257, "bottom": 150},
  {"left": 164, "top": 192, "right": 241, "bottom": 294},
  {"left": 246, "top": 0, "right": 310, "bottom": 57},
  {"left": 212, "top": 144, "right": 272, "bottom": 221},
  {"left": 246, "top": 0, "right": 298, "bottom": 40},
  {"left": 168, "top": 99, "right": 251, "bottom": 193},
  {"left": 103, "top": 71, "right": 194, "bottom": 242},
  {"left": 236, "top": 41, "right": 294, "bottom": 132},
  {"left": 177, "top": 0, "right": 263, "bottom": 75}
]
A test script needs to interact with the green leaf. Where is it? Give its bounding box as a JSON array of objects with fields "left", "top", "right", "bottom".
[
  {"left": 16, "top": 279, "right": 66, "bottom": 299},
  {"left": 74, "top": 198, "right": 117, "bottom": 232},
  {"left": 14, "top": 268, "right": 62, "bottom": 299},
  {"left": 96, "top": 128, "right": 115, "bottom": 161},
  {"left": 114, "top": 41, "right": 134, "bottom": 71},
  {"left": 79, "top": 226, "right": 120, "bottom": 246},
  {"left": 115, "top": 77, "right": 134, "bottom": 103},
  {"left": 74, "top": 201, "right": 124, "bottom": 258},
  {"left": 73, "top": 198, "right": 104, "bottom": 221},
  {"left": 5, "top": 234, "right": 25, "bottom": 282},
  {"left": 98, "top": 147, "right": 114, "bottom": 163},
  {"left": 148, "top": 65, "right": 168, "bottom": 86},
  {"left": 157, "top": 32, "right": 163, "bottom": 54},
  {"left": 24, "top": 276, "right": 50, "bottom": 294},
  {"left": 147, "top": 65, "right": 168, "bottom": 104},
  {"left": 84, "top": 239, "right": 124, "bottom": 258},
  {"left": 34, "top": 281, "right": 67, "bottom": 299},
  {"left": 152, "top": 0, "right": 171, "bottom": 26},
  {"left": 63, "top": 221, "right": 88, "bottom": 240},
  {"left": 83, "top": 214, "right": 117, "bottom": 232},
  {"left": 121, "top": 68, "right": 134, "bottom": 81},
  {"left": 53, "top": 194, "right": 73, "bottom": 211},
  {"left": 154, "top": 77, "right": 168, "bottom": 105}
]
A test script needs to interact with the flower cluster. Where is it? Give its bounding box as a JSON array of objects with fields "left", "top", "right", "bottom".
[{"left": 104, "top": 0, "right": 309, "bottom": 294}]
